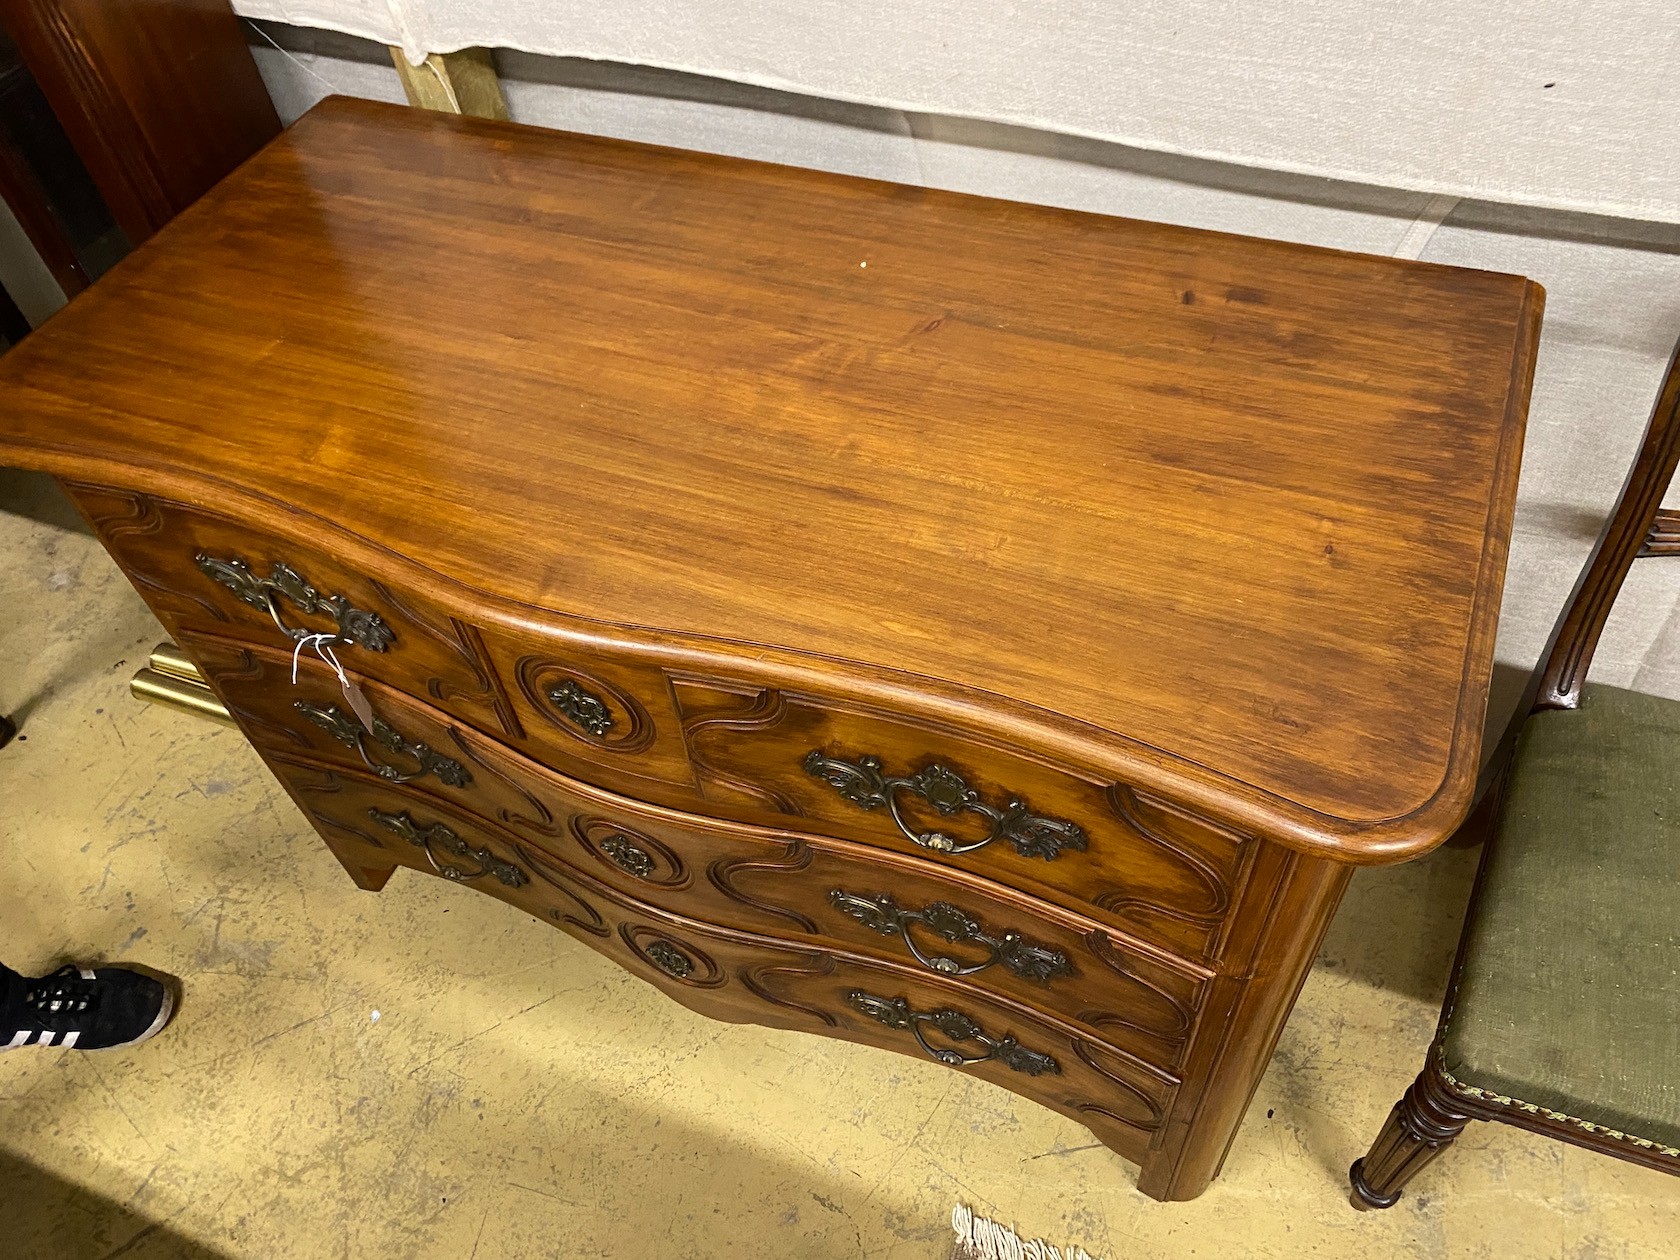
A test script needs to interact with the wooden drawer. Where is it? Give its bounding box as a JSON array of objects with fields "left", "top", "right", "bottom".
[
  {"left": 87, "top": 486, "right": 1259, "bottom": 963},
  {"left": 72, "top": 485, "right": 695, "bottom": 798},
  {"left": 264, "top": 750, "right": 1209, "bottom": 1073},
  {"left": 273, "top": 756, "right": 1178, "bottom": 1165},
  {"left": 673, "top": 676, "right": 1257, "bottom": 961},
  {"left": 190, "top": 634, "right": 1249, "bottom": 967}
]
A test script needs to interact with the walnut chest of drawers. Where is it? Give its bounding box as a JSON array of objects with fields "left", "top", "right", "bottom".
[{"left": 0, "top": 97, "right": 1541, "bottom": 1200}]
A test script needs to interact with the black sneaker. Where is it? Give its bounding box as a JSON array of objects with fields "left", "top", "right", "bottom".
[{"left": 2, "top": 964, "right": 174, "bottom": 1051}]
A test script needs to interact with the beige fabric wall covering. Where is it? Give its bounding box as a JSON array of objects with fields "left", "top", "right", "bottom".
[{"left": 233, "top": 0, "right": 1679, "bottom": 222}]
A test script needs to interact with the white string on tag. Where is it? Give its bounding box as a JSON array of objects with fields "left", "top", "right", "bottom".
[
  {"left": 291, "top": 632, "right": 335, "bottom": 684},
  {"left": 317, "top": 640, "right": 348, "bottom": 686},
  {"left": 289, "top": 632, "right": 377, "bottom": 732}
]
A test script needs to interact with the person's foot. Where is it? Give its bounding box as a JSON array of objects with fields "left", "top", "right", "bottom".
[{"left": 2, "top": 964, "right": 174, "bottom": 1050}]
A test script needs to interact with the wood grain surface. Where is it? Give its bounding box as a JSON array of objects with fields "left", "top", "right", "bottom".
[{"left": 0, "top": 97, "right": 1542, "bottom": 860}]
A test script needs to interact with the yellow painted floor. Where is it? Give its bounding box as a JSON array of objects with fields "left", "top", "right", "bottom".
[{"left": 1, "top": 466, "right": 1675, "bottom": 1260}]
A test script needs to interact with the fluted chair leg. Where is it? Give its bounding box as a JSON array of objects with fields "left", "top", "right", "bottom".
[{"left": 1350, "top": 1069, "right": 1472, "bottom": 1209}]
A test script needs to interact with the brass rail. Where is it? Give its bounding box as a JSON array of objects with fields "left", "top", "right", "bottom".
[{"left": 130, "top": 642, "right": 233, "bottom": 725}]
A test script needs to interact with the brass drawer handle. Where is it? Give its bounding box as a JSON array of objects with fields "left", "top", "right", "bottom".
[
  {"left": 829, "top": 890, "right": 1072, "bottom": 983},
  {"left": 802, "top": 751, "right": 1087, "bottom": 860},
  {"left": 195, "top": 554, "right": 395, "bottom": 652},
  {"left": 295, "top": 701, "right": 471, "bottom": 788},
  {"left": 368, "top": 807, "right": 526, "bottom": 887},
  {"left": 847, "top": 991, "right": 1060, "bottom": 1076}
]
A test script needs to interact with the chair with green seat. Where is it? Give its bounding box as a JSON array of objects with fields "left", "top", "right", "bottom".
[{"left": 1349, "top": 339, "right": 1680, "bottom": 1209}]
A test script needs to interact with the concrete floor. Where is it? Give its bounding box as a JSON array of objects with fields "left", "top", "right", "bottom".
[{"left": 1, "top": 466, "right": 1675, "bottom": 1260}]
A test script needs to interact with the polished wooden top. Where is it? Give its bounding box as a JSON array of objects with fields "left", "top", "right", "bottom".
[{"left": 0, "top": 98, "right": 1541, "bottom": 860}]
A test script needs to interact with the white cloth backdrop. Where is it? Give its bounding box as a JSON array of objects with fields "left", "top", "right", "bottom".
[
  {"left": 237, "top": 16, "right": 1680, "bottom": 752},
  {"left": 235, "top": 0, "right": 1679, "bottom": 222}
]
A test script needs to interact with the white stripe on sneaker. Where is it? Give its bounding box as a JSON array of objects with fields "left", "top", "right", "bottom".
[
  {"left": 4, "top": 1030, "right": 30, "bottom": 1049},
  {"left": 36, "top": 1031, "right": 55, "bottom": 1047},
  {"left": 61, "top": 1031, "right": 79, "bottom": 1048}
]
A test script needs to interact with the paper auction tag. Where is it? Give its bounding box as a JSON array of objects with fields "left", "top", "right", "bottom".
[
  {"left": 291, "top": 632, "right": 375, "bottom": 732},
  {"left": 341, "top": 674, "right": 376, "bottom": 732}
]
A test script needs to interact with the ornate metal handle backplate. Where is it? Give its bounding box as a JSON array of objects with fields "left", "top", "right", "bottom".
[
  {"left": 295, "top": 701, "right": 471, "bottom": 788},
  {"left": 368, "top": 807, "right": 526, "bottom": 887},
  {"left": 847, "top": 991, "right": 1059, "bottom": 1076},
  {"left": 195, "top": 553, "right": 395, "bottom": 652},
  {"left": 829, "top": 889, "right": 1071, "bottom": 983},
  {"left": 802, "top": 751, "right": 1087, "bottom": 860}
]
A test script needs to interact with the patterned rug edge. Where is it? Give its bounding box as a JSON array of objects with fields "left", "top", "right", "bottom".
[{"left": 949, "top": 1204, "right": 1106, "bottom": 1260}]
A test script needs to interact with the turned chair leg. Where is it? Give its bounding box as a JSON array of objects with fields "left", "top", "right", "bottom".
[{"left": 1350, "top": 1069, "right": 1472, "bottom": 1209}]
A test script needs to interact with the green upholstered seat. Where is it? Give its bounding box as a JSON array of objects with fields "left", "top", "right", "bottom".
[{"left": 1441, "top": 683, "right": 1680, "bottom": 1154}]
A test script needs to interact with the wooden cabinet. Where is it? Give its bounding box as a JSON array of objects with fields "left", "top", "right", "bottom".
[{"left": 0, "top": 98, "right": 1541, "bottom": 1199}]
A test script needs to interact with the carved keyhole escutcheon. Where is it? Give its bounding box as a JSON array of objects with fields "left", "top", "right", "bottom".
[
  {"left": 600, "top": 834, "right": 654, "bottom": 878},
  {"left": 546, "top": 678, "right": 614, "bottom": 737},
  {"left": 645, "top": 940, "right": 694, "bottom": 978}
]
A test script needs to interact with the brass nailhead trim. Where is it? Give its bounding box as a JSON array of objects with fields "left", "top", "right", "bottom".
[{"left": 1440, "top": 1067, "right": 1680, "bottom": 1158}]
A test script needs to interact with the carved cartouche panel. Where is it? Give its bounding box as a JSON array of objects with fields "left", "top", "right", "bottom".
[
  {"left": 572, "top": 817, "right": 690, "bottom": 889},
  {"left": 672, "top": 676, "right": 1251, "bottom": 961},
  {"left": 620, "top": 925, "right": 727, "bottom": 987},
  {"left": 512, "top": 655, "right": 654, "bottom": 752},
  {"left": 473, "top": 625, "right": 701, "bottom": 795}
]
